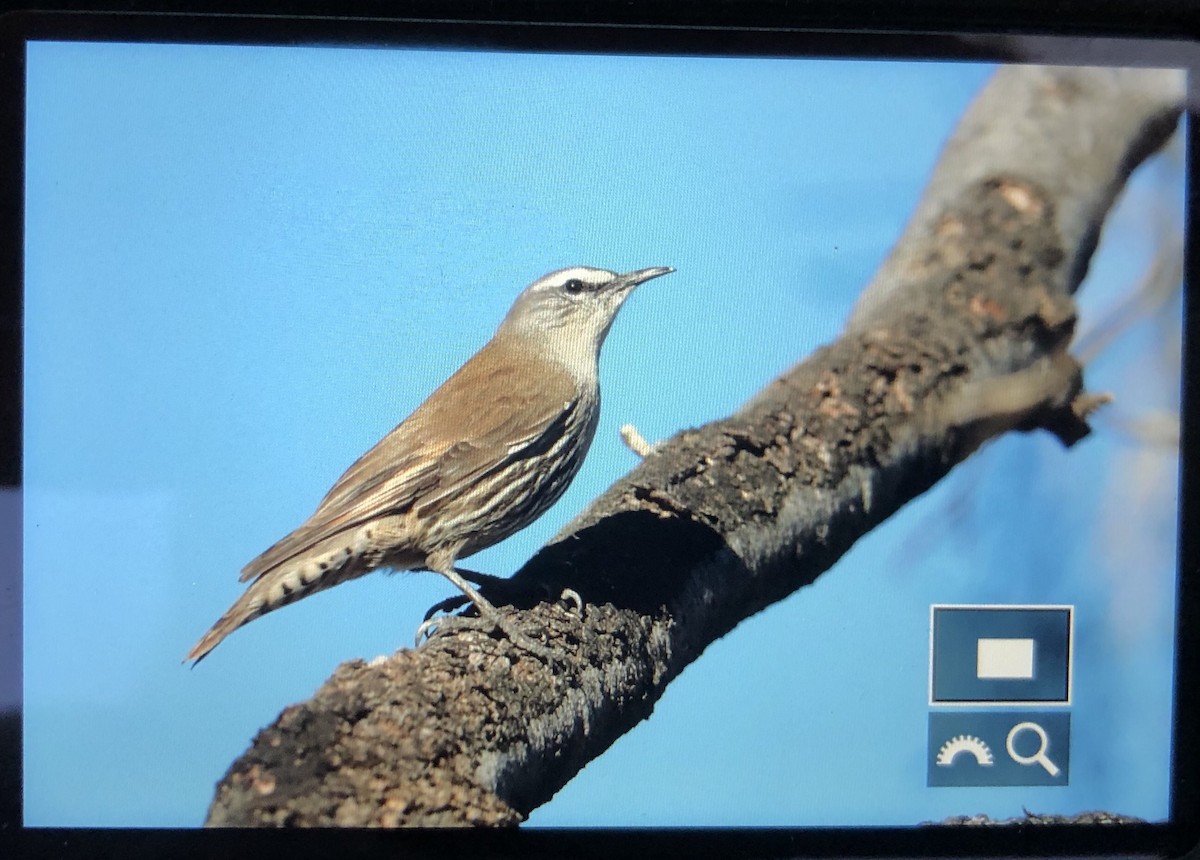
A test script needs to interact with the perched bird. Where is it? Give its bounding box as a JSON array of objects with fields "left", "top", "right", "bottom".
[{"left": 186, "top": 265, "right": 673, "bottom": 663}]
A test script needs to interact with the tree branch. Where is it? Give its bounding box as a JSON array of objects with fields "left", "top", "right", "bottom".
[{"left": 204, "top": 65, "right": 1184, "bottom": 827}]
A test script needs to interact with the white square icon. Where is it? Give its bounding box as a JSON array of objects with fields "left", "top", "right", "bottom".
[{"left": 976, "top": 637, "right": 1035, "bottom": 680}]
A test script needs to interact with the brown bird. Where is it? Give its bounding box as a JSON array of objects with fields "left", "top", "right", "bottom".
[{"left": 186, "top": 265, "right": 673, "bottom": 663}]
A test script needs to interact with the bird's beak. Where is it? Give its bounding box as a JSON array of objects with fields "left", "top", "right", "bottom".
[{"left": 612, "top": 266, "right": 675, "bottom": 292}]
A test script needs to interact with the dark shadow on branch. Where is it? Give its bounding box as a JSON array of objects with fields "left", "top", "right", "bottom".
[{"left": 510, "top": 510, "right": 728, "bottom": 614}]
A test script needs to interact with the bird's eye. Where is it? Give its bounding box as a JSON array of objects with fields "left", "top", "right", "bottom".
[{"left": 563, "top": 279, "right": 585, "bottom": 294}]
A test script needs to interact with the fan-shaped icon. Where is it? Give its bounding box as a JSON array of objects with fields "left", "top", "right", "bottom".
[{"left": 936, "top": 734, "right": 995, "bottom": 767}]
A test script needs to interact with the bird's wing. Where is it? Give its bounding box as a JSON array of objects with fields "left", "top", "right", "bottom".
[
  {"left": 237, "top": 452, "right": 439, "bottom": 583},
  {"left": 415, "top": 394, "right": 577, "bottom": 512},
  {"left": 239, "top": 343, "right": 579, "bottom": 583},
  {"left": 412, "top": 349, "right": 583, "bottom": 498}
]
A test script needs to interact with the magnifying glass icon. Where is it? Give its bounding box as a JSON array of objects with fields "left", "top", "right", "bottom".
[{"left": 1006, "top": 721, "right": 1060, "bottom": 776}]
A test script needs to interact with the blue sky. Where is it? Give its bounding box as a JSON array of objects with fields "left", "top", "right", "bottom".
[{"left": 20, "top": 40, "right": 1183, "bottom": 827}]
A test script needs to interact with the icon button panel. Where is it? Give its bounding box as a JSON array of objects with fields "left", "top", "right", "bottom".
[
  {"left": 930, "top": 605, "right": 1073, "bottom": 705},
  {"left": 928, "top": 711, "right": 1070, "bottom": 786}
]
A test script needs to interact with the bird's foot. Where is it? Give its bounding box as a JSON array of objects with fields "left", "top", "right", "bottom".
[
  {"left": 415, "top": 612, "right": 483, "bottom": 647},
  {"left": 423, "top": 585, "right": 582, "bottom": 621},
  {"left": 419, "top": 565, "right": 567, "bottom": 663},
  {"left": 419, "top": 565, "right": 521, "bottom": 621},
  {"left": 415, "top": 607, "right": 563, "bottom": 663},
  {"left": 489, "top": 610, "right": 563, "bottom": 663},
  {"left": 423, "top": 565, "right": 585, "bottom": 617}
]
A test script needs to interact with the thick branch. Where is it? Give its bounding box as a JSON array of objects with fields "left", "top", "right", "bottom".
[
  {"left": 206, "top": 66, "right": 1183, "bottom": 827},
  {"left": 849, "top": 66, "right": 1184, "bottom": 327}
]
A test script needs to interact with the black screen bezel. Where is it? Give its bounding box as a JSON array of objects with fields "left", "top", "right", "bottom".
[{"left": 0, "top": 7, "right": 1196, "bottom": 859}]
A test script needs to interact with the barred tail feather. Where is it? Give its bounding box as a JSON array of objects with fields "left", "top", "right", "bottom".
[
  {"left": 185, "top": 545, "right": 366, "bottom": 664},
  {"left": 185, "top": 584, "right": 271, "bottom": 665}
]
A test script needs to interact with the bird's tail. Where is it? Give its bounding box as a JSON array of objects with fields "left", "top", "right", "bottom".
[
  {"left": 185, "top": 582, "right": 272, "bottom": 665},
  {"left": 184, "top": 544, "right": 368, "bottom": 665}
]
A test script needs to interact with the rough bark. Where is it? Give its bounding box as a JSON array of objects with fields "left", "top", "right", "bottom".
[{"left": 205, "top": 65, "right": 1184, "bottom": 827}]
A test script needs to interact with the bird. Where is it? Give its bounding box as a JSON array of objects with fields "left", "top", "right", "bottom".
[{"left": 186, "top": 265, "right": 674, "bottom": 663}]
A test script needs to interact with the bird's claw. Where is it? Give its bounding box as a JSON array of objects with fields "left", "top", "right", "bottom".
[
  {"left": 414, "top": 615, "right": 442, "bottom": 646},
  {"left": 416, "top": 578, "right": 581, "bottom": 661},
  {"left": 423, "top": 582, "right": 583, "bottom": 621},
  {"left": 414, "top": 612, "right": 491, "bottom": 646},
  {"left": 415, "top": 606, "right": 564, "bottom": 664},
  {"left": 422, "top": 593, "right": 473, "bottom": 622},
  {"left": 558, "top": 587, "right": 584, "bottom": 615}
]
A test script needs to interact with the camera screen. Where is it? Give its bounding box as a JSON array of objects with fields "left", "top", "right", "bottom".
[{"left": 15, "top": 26, "right": 1190, "bottom": 834}]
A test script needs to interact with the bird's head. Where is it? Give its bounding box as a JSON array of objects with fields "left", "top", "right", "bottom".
[{"left": 498, "top": 266, "right": 674, "bottom": 368}]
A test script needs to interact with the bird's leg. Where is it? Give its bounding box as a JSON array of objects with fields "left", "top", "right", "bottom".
[
  {"left": 419, "top": 566, "right": 500, "bottom": 621},
  {"left": 453, "top": 566, "right": 507, "bottom": 587},
  {"left": 419, "top": 566, "right": 507, "bottom": 619},
  {"left": 422, "top": 569, "right": 585, "bottom": 621},
  {"left": 421, "top": 565, "right": 561, "bottom": 662}
]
